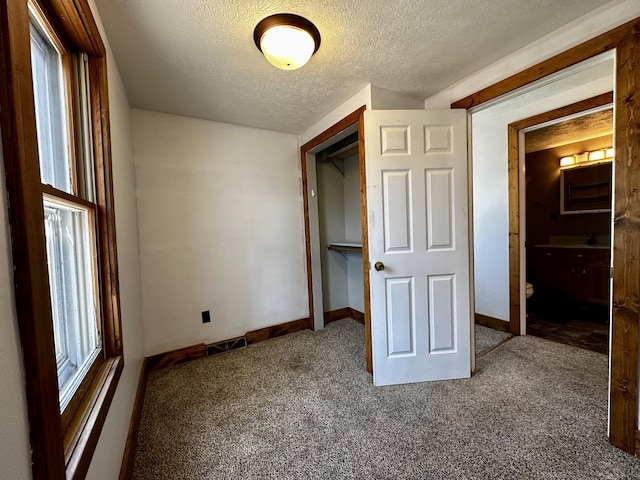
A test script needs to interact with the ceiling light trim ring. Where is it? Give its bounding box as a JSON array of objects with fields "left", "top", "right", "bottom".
[{"left": 253, "top": 13, "right": 321, "bottom": 55}]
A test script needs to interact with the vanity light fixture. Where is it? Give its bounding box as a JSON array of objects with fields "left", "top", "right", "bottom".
[
  {"left": 254, "top": 13, "right": 321, "bottom": 70},
  {"left": 575, "top": 152, "right": 589, "bottom": 164},
  {"left": 559, "top": 147, "right": 614, "bottom": 169}
]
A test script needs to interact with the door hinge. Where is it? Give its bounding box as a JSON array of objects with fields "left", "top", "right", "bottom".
[{"left": 610, "top": 266, "right": 614, "bottom": 279}]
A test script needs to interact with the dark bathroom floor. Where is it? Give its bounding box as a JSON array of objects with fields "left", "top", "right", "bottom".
[{"left": 526, "top": 297, "right": 609, "bottom": 355}]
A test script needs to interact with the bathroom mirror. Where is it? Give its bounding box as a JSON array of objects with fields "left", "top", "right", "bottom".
[{"left": 560, "top": 162, "right": 612, "bottom": 214}]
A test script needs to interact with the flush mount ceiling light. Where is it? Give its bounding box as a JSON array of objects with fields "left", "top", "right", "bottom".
[{"left": 254, "top": 13, "right": 321, "bottom": 70}]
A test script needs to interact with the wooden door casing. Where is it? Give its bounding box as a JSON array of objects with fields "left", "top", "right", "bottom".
[{"left": 452, "top": 18, "right": 640, "bottom": 454}]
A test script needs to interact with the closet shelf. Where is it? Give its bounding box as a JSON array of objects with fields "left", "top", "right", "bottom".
[{"left": 327, "top": 242, "right": 362, "bottom": 254}]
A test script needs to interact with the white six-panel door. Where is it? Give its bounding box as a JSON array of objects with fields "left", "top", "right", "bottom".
[{"left": 365, "top": 110, "right": 471, "bottom": 386}]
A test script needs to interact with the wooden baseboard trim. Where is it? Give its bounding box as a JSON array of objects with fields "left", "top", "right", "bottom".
[
  {"left": 475, "top": 313, "right": 510, "bottom": 333},
  {"left": 119, "top": 359, "right": 150, "bottom": 480},
  {"left": 635, "top": 430, "right": 640, "bottom": 458},
  {"left": 245, "top": 318, "right": 310, "bottom": 344},
  {"left": 349, "top": 308, "right": 365, "bottom": 325},
  {"left": 324, "top": 308, "right": 351, "bottom": 326},
  {"left": 324, "top": 308, "right": 365, "bottom": 326},
  {"left": 146, "top": 318, "right": 311, "bottom": 372},
  {"left": 146, "top": 343, "right": 206, "bottom": 371}
]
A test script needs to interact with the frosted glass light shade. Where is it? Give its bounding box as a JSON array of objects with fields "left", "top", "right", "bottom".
[
  {"left": 588, "top": 150, "right": 605, "bottom": 161},
  {"left": 560, "top": 156, "right": 575, "bottom": 167},
  {"left": 254, "top": 14, "right": 321, "bottom": 71},
  {"left": 260, "top": 25, "right": 315, "bottom": 70}
]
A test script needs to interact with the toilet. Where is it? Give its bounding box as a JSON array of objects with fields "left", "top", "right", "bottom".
[{"left": 526, "top": 282, "right": 534, "bottom": 299}]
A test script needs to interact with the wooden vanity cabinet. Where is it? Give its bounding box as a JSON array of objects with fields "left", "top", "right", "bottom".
[{"left": 532, "top": 247, "right": 610, "bottom": 305}]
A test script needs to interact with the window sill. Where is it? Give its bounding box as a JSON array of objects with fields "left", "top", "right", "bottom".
[{"left": 64, "top": 355, "right": 124, "bottom": 480}]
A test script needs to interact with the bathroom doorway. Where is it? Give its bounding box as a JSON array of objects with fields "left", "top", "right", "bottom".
[
  {"left": 459, "top": 20, "right": 639, "bottom": 453},
  {"left": 519, "top": 97, "right": 613, "bottom": 354}
]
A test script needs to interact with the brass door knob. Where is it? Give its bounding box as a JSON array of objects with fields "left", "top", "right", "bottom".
[{"left": 374, "top": 261, "right": 385, "bottom": 271}]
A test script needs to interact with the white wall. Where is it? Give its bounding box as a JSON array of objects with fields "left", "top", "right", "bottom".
[
  {"left": 371, "top": 85, "right": 424, "bottom": 110},
  {"left": 344, "top": 153, "right": 365, "bottom": 313},
  {"left": 344, "top": 154, "right": 362, "bottom": 244},
  {"left": 133, "top": 110, "right": 307, "bottom": 355},
  {"left": 299, "top": 83, "right": 423, "bottom": 146},
  {"left": 300, "top": 84, "right": 371, "bottom": 146},
  {"left": 0, "top": 136, "right": 32, "bottom": 480},
  {"left": 86, "top": 1, "right": 146, "bottom": 477},
  {"left": 317, "top": 160, "right": 348, "bottom": 311}
]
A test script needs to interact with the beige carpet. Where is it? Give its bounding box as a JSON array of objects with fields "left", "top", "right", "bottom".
[
  {"left": 133, "top": 319, "right": 639, "bottom": 479},
  {"left": 475, "top": 324, "right": 511, "bottom": 357}
]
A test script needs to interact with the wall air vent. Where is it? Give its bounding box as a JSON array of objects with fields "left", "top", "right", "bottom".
[{"left": 206, "top": 336, "right": 247, "bottom": 356}]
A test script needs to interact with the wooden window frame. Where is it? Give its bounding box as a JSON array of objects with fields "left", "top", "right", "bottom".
[{"left": 0, "top": 1, "right": 123, "bottom": 479}]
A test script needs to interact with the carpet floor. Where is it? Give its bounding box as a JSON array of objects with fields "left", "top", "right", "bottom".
[
  {"left": 475, "top": 324, "right": 511, "bottom": 357},
  {"left": 133, "top": 319, "right": 640, "bottom": 479}
]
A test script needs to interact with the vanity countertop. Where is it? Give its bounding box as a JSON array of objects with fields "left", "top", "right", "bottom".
[{"left": 535, "top": 243, "right": 610, "bottom": 250}]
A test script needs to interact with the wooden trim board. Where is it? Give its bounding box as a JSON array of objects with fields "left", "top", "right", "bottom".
[
  {"left": 609, "top": 24, "right": 640, "bottom": 453},
  {"left": 349, "top": 308, "right": 365, "bottom": 325},
  {"left": 118, "top": 359, "right": 150, "bottom": 480},
  {"left": 474, "top": 313, "right": 510, "bottom": 333},
  {"left": 635, "top": 430, "right": 640, "bottom": 458},
  {"left": 506, "top": 93, "right": 613, "bottom": 336},
  {"left": 324, "top": 308, "right": 366, "bottom": 326},
  {"left": 358, "top": 116, "right": 373, "bottom": 374},
  {"left": 324, "top": 308, "right": 352, "bottom": 326},
  {"left": 451, "top": 19, "right": 635, "bottom": 110},
  {"left": 245, "top": 318, "right": 310, "bottom": 344},
  {"left": 145, "top": 318, "right": 311, "bottom": 372},
  {"left": 452, "top": 18, "right": 640, "bottom": 454},
  {"left": 146, "top": 344, "right": 206, "bottom": 371}
]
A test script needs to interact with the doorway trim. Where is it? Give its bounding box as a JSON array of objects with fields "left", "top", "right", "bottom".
[
  {"left": 508, "top": 92, "right": 614, "bottom": 336},
  {"left": 300, "top": 106, "right": 373, "bottom": 373},
  {"left": 452, "top": 17, "right": 640, "bottom": 454}
]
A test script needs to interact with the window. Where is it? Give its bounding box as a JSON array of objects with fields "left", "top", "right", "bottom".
[
  {"left": 43, "top": 198, "right": 101, "bottom": 408},
  {"left": 30, "top": 7, "right": 103, "bottom": 415},
  {"left": 0, "top": 1, "right": 123, "bottom": 479}
]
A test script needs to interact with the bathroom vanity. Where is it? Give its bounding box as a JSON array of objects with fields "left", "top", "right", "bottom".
[{"left": 533, "top": 244, "right": 610, "bottom": 305}]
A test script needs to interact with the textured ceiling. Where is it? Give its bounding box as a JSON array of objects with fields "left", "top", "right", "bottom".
[
  {"left": 525, "top": 109, "right": 613, "bottom": 153},
  {"left": 93, "top": 0, "right": 610, "bottom": 134}
]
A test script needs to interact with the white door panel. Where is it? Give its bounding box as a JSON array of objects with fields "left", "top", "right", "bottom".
[{"left": 365, "top": 110, "right": 471, "bottom": 386}]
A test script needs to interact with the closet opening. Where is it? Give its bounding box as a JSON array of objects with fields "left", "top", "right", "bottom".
[
  {"left": 300, "top": 106, "right": 372, "bottom": 373},
  {"left": 315, "top": 132, "right": 365, "bottom": 326}
]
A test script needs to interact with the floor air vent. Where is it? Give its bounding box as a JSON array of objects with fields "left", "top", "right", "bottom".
[{"left": 206, "top": 336, "right": 247, "bottom": 356}]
